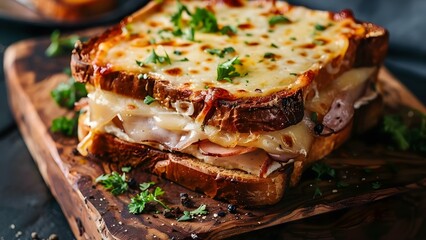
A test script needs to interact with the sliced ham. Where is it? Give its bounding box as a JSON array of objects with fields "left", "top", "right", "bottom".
[{"left": 198, "top": 140, "right": 256, "bottom": 157}]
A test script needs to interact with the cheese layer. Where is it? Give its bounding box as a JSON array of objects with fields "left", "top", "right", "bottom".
[
  {"left": 78, "top": 67, "right": 375, "bottom": 176},
  {"left": 91, "top": 0, "right": 365, "bottom": 98}
]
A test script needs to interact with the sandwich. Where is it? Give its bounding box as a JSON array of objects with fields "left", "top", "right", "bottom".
[{"left": 71, "top": 0, "right": 388, "bottom": 206}]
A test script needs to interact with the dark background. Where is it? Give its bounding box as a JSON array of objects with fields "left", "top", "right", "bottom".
[{"left": 0, "top": 0, "right": 425, "bottom": 239}]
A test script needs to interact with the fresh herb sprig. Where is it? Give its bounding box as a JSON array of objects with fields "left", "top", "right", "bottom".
[
  {"left": 96, "top": 172, "right": 129, "bottom": 195},
  {"left": 312, "top": 162, "right": 336, "bottom": 180},
  {"left": 45, "top": 30, "right": 79, "bottom": 57},
  {"left": 128, "top": 183, "right": 169, "bottom": 214},
  {"left": 383, "top": 113, "right": 426, "bottom": 154},
  {"left": 190, "top": 7, "right": 219, "bottom": 33},
  {"left": 171, "top": 1, "right": 192, "bottom": 34},
  {"left": 138, "top": 49, "right": 172, "bottom": 66},
  {"left": 268, "top": 15, "right": 290, "bottom": 26},
  {"left": 51, "top": 78, "right": 87, "bottom": 109},
  {"left": 177, "top": 204, "right": 208, "bottom": 221},
  {"left": 217, "top": 56, "right": 242, "bottom": 82},
  {"left": 205, "top": 47, "right": 235, "bottom": 58},
  {"left": 51, "top": 115, "right": 79, "bottom": 136}
]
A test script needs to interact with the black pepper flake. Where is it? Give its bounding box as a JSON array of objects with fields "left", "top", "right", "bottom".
[
  {"left": 217, "top": 211, "right": 227, "bottom": 217},
  {"left": 314, "top": 123, "right": 324, "bottom": 135},
  {"left": 127, "top": 178, "right": 138, "bottom": 189},
  {"left": 163, "top": 207, "right": 182, "bottom": 219},
  {"left": 180, "top": 193, "right": 193, "bottom": 208},
  {"left": 227, "top": 204, "right": 237, "bottom": 214}
]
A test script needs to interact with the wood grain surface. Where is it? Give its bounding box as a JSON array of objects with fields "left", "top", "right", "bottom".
[{"left": 4, "top": 37, "right": 426, "bottom": 239}]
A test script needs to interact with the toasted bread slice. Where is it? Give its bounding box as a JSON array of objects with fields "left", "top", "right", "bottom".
[{"left": 71, "top": 0, "right": 388, "bottom": 133}]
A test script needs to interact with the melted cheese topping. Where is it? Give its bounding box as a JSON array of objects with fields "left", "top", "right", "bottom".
[{"left": 91, "top": 0, "right": 365, "bottom": 97}]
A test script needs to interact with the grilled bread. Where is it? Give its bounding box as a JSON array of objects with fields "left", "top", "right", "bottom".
[{"left": 72, "top": 0, "right": 388, "bottom": 206}]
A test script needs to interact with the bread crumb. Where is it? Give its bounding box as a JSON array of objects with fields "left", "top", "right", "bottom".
[{"left": 15, "top": 231, "right": 22, "bottom": 238}]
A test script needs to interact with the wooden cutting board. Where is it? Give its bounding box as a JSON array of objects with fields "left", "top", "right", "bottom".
[{"left": 4, "top": 37, "right": 426, "bottom": 240}]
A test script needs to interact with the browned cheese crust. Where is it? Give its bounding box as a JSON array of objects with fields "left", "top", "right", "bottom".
[{"left": 71, "top": 6, "right": 388, "bottom": 133}]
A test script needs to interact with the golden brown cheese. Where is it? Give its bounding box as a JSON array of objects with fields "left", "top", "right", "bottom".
[{"left": 90, "top": 0, "right": 365, "bottom": 98}]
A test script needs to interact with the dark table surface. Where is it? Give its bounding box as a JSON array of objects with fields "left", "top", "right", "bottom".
[{"left": 1, "top": 0, "right": 425, "bottom": 239}]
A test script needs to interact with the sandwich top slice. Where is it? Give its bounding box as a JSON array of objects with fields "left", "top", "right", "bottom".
[{"left": 72, "top": 0, "right": 388, "bottom": 206}]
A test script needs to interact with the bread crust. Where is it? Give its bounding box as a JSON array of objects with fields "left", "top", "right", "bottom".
[
  {"left": 84, "top": 132, "right": 292, "bottom": 206},
  {"left": 71, "top": 3, "right": 388, "bottom": 133}
]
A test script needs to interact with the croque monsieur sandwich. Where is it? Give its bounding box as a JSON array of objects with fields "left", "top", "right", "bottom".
[{"left": 72, "top": 0, "right": 388, "bottom": 206}]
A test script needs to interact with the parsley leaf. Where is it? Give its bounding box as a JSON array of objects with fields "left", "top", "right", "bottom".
[
  {"left": 190, "top": 7, "right": 219, "bottom": 33},
  {"left": 311, "top": 162, "right": 335, "bottom": 180},
  {"left": 268, "top": 15, "right": 290, "bottom": 26},
  {"left": 177, "top": 204, "right": 208, "bottom": 221},
  {"left": 121, "top": 166, "right": 132, "bottom": 173},
  {"left": 383, "top": 113, "right": 426, "bottom": 154},
  {"left": 171, "top": 1, "right": 192, "bottom": 32},
  {"left": 205, "top": 46, "right": 235, "bottom": 58},
  {"left": 144, "top": 95, "right": 156, "bottom": 105},
  {"left": 383, "top": 115, "right": 410, "bottom": 150},
  {"left": 372, "top": 181, "right": 381, "bottom": 190},
  {"left": 314, "top": 23, "right": 327, "bottom": 31},
  {"left": 143, "top": 49, "right": 172, "bottom": 65},
  {"left": 217, "top": 57, "right": 242, "bottom": 83},
  {"left": 220, "top": 25, "right": 237, "bottom": 36},
  {"left": 183, "top": 27, "right": 195, "bottom": 41},
  {"left": 51, "top": 78, "right": 87, "bottom": 109},
  {"left": 128, "top": 184, "right": 169, "bottom": 214},
  {"left": 51, "top": 115, "right": 79, "bottom": 136},
  {"left": 45, "top": 30, "right": 80, "bottom": 57},
  {"left": 140, "top": 181, "right": 155, "bottom": 191},
  {"left": 96, "top": 172, "right": 128, "bottom": 195},
  {"left": 313, "top": 187, "right": 323, "bottom": 198}
]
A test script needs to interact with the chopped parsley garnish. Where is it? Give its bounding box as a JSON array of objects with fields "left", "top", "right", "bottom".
[
  {"left": 205, "top": 46, "right": 235, "bottom": 58},
  {"left": 51, "top": 115, "right": 79, "bottom": 136},
  {"left": 138, "top": 49, "right": 171, "bottom": 66},
  {"left": 121, "top": 23, "right": 134, "bottom": 36},
  {"left": 372, "top": 181, "right": 381, "bottom": 190},
  {"left": 220, "top": 25, "right": 237, "bottom": 36},
  {"left": 336, "top": 181, "right": 349, "bottom": 188},
  {"left": 217, "top": 56, "right": 242, "bottom": 83},
  {"left": 270, "top": 43, "right": 279, "bottom": 48},
  {"left": 289, "top": 72, "right": 298, "bottom": 76},
  {"left": 312, "top": 162, "right": 336, "bottom": 180},
  {"left": 382, "top": 113, "right": 426, "bottom": 153},
  {"left": 290, "top": 36, "right": 297, "bottom": 41},
  {"left": 313, "top": 39, "right": 326, "bottom": 46},
  {"left": 313, "top": 187, "right": 323, "bottom": 198},
  {"left": 45, "top": 30, "right": 79, "bottom": 57},
  {"left": 314, "top": 23, "right": 327, "bottom": 31},
  {"left": 263, "top": 52, "right": 276, "bottom": 59},
  {"left": 183, "top": 27, "right": 195, "bottom": 41},
  {"left": 268, "top": 15, "right": 290, "bottom": 26},
  {"left": 177, "top": 204, "right": 208, "bottom": 221},
  {"left": 95, "top": 172, "right": 128, "bottom": 195},
  {"left": 128, "top": 184, "right": 169, "bottom": 214},
  {"left": 140, "top": 181, "right": 155, "bottom": 191},
  {"left": 121, "top": 166, "right": 132, "bottom": 173},
  {"left": 144, "top": 95, "right": 156, "bottom": 105},
  {"left": 51, "top": 78, "right": 87, "bottom": 109},
  {"left": 178, "top": 57, "right": 189, "bottom": 62},
  {"left": 171, "top": 1, "right": 192, "bottom": 33},
  {"left": 173, "top": 50, "right": 182, "bottom": 55},
  {"left": 190, "top": 7, "right": 219, "bottom": 32}
]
